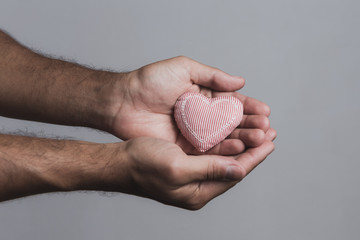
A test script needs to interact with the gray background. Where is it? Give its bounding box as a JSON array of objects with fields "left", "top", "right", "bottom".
[{"left": 0, "top": 0, "right": 359, "bottom": 239}]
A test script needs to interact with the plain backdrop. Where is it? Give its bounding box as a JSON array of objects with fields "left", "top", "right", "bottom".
[{"left": 1, "top": 0, "right": 359, "bottom": 239}]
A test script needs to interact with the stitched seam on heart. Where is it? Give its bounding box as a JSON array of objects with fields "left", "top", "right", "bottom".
[
  {"left": 180, "top": 94, "right": 240, "bottom": 143},
  {"left": 181, "top": 97, "right": 238, "bottom": 143}
]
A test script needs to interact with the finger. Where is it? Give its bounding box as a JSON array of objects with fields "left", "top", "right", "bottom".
[
  {"left": 183, "top": 155, "right": 246, "bottom": 183},
  {"left": 265, "top": 128, "right": 277, "bottom": 141},
  {"left": 188, "top": 139, "right": 245, "bottom": 156},
  {"left": 235, "top": 141, "right": 275, "bottom": 176},
  {"left": 213, "top": 91, "right": 271, "bottom": 116},
  {"left": 239, "top": 115, "right": 270, "bottom": 131},
  {"left": 227, "top": 128, "right": 265, "bottom": 147},
  {"left": 179, "top": 57, "right": 245, "bottom": 91},
  {"left": 177, "top": 133, "right": 246, "bottom": 156},
  {"left": 175, "top": 141, "right": 275, "bottom": 209}
]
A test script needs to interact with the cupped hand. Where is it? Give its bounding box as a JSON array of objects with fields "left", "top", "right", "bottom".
[
  {"left": 111, "top": 56, "right": 271, "bottom": 155},
  {"left": 117, "top": 130, "right": 276, "bottom": 210}
]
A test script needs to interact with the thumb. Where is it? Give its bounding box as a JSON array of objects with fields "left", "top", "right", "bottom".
[
  {"left": 185, "top": 155, "right": 245, "bottom": 182},
  {"left": 179, "top": 56, "right": 245, "bottom": 91}
]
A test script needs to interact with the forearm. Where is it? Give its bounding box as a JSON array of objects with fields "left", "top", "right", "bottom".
[
  {"left": 0, "top": 30, "right": 124, "bottom": 132},
  {"left": 0, "top": 134, "right": 128, "bottom": 202}
]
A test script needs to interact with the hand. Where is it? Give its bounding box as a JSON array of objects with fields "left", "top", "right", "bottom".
[
  {"left": 110, "top": 56, "right": 271, "bottom": 155},
  {"left": 0, "top": 32, "right": 271, "bottom": 156},
  {"left": 113, "top": 132, "right": 276, "bottom": 210}
]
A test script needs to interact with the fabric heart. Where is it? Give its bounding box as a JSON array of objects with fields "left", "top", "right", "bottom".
[{"left": 174, "top": 92, "right": 243, "bottom": 152}]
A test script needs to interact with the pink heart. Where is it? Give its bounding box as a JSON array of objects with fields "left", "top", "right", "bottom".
[{"left": 174, "top": 92, "right": 243, "bottom": 152}]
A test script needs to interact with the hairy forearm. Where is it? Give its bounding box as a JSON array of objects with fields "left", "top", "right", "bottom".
[
  {"left": 0, "top": 134, "right": 128, "bottom": 202},
  {"left": 0, "top": 30, "right": 124, "bottom": 132}
]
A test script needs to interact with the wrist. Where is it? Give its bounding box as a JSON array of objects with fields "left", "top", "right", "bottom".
[
  {"left": 90, "top": 71, "right": 136, "bottom": 136},
  {"left": 104, "top": 71, "right": 137, "bottom": 138},
  {"left": 68, "top": 141, "right": 131, "bottom": 194},
  {"left": 80, "top": 71, "right": 128, "bottom": 133}
]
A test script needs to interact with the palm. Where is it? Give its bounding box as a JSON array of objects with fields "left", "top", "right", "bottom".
[
  {"left": 111, "top": 57, "right": 271, "bottom": 155},
  {"left": 112, "top": 61, "right": 194, "bottom": 146}
]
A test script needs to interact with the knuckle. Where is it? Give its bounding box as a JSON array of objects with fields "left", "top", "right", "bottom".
[
  {"left": 236, "top": 164, "right": 248, "bottom": 180},
  {"left": 207, "top": 159, "right": 218, "bottom": 181}
]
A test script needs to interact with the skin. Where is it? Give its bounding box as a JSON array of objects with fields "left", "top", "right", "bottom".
[
  {"left": 0, "top": 134, "right": 276, "bottom": 210},
  {"left": 112, "top": 57, "right": 272, "bottom": 155},
  {"left": 0, "top": 30, "right": 276, "bottom": 209}
]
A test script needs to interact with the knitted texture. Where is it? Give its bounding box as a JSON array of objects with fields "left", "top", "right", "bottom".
[{"left": 174, "top": 92, "right": 243, "bottom": 152}]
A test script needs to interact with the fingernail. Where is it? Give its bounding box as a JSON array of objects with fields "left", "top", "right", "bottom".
[{"left": 224, "top": 166, "right": 243, "bottom": 181}]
